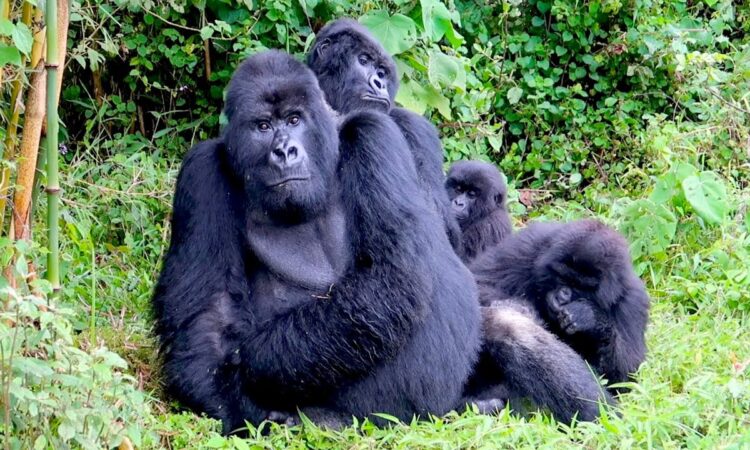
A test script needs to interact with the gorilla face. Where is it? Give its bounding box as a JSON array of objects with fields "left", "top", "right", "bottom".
[
  {"left": 223, "top": 51, "right": 339, "bottom": 224},
  {"left": 308, "top": 19, "right": 398, "bottom": 114},
  {"left": 446, "top": 161, "right": 507, "bottom": 227}
]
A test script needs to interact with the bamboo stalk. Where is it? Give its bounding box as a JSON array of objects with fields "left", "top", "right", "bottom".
[
  {"left": 12, "top": 62, "right": 46, "bottom": 241},
  {"left": 45, "top": 0, "right": 60, "bottom": 294},
  {"left": 0, "top": 0, "right": 9, "bottom": 87},
  {"left": 41, "top": 0, "right": 68, "bottom": 135},
  {"left": 0, "top": 6, "right": 45, "bottom": 233}
]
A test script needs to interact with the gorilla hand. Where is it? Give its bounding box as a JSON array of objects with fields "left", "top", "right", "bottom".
[{"left": 547, "top": 287, "right": 611, "bottom": 338}]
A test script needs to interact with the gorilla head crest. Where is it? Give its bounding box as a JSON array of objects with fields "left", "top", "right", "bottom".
[{"left": 223, "top": 50, "right": 339, "bottom": 224}]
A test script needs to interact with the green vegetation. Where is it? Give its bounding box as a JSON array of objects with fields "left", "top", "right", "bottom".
[{"left": 1, "top": 0, "right": 748, "bottom": 448}]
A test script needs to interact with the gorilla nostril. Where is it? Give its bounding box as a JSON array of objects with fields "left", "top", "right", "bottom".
[
  {"left": 287, "top": 146, "right": 298, "bottom": 160},
  {"left": 272, "top": 148, "right": 286, "bottom": 161}
]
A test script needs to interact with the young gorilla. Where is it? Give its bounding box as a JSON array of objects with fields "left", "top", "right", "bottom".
[
  {"left": 152, "top": 50, "right": 482, "bottom": 434},
  {"left": 446, "top": 161, "right": 513, "bottom": 264},
  {"left": 445, "top": 161, "right": 650, "bottom": 386},
  {"left": 307, "top": 20, "right": 614, "bottom": 423},
  {"left": 307, "top": 18, "right": 462, "bottom": 253},
  {"left": 472, "top": 220, "right": 650, "bottom": 387}
]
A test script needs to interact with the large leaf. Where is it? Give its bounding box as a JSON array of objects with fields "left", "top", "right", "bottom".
[
  {"left": 0, "top": 44, "right": 21, "bottom": 67},
  {"left": 420, "top": 0, "right": 463, "bottom": 47},
  {"left": 395, "top": 79, "right": 427, "bottom": 115},
  {"left": 12, "top": 22, "right": 33, "bottom": 56},
  {"left": 360, "top": 12, "right": 417, "bottom": 55},
  {"left": 427, "top": 50, "right": 465, "bottom": 90},
  {"left": 682, "top": 171, "right": 730, "bottom": 225}
]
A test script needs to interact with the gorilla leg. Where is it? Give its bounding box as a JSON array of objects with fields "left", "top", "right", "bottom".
[{"left": 473, "top": 305, "right": 614, "bottom": 423}]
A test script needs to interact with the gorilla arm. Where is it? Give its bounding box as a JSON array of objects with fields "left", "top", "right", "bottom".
[
  {"left": 389, "top": 107, "right": 462, "bottom": 251},
  {"left": 240, "top": 110, "right": 435, "bottom": 403}
]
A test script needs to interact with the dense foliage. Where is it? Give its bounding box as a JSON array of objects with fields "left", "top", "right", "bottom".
[{"left": 0, "top": 0, "right": 748, "bottom": 448}]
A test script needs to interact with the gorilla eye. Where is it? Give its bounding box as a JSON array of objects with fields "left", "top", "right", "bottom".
[
  {"left": 258, "top": 121, "right": 271, "bottom": 132},
  {"left": 377, "top": 67, "right": 387, "bottom": 78},
  {"left": 288, "top": 115, "right": 300, "bottom": 126},
  {"left": 467, "top": 190, "right": 478, "bottom": 199},
  {"left": 358, "top": 54, "right": 370, "bottom": 65}
]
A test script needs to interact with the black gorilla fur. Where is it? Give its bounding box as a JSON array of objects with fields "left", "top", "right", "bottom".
[
  {"left": 306, "top": 20, "right": 615, "bottom": 423},
  {"left": 152, "top": 50, "right": 483, "bottom": 434},
  {"left": 471, "top": 219, "right": 650, "bottom": 387},
  {"left": 446, "top": 161, "right": 649, "bottom": 387},
  {"left": 307, "top": 18, "right": 462, "bottom": 252},
  {"left": 446, "top": 161, "right": 513, "bottom": 263}
]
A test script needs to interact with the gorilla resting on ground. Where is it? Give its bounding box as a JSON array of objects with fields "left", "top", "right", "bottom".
[
  {"left": 153, "top": 50, "right": 482, "bottom": 434},
  {"left": 446, "top": 161, "right": 513, "bottom": 264},
  {"left": 445, "top": 161, "right": 650, "bottom": 387},
  {"left": 307, "top": 18, "right": 462, "bottom": 253},
  {"left": 472, "top": 220, "right": 650, "bottom": 387}
]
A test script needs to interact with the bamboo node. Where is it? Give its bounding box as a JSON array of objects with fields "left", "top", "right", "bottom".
[
  {"left": 45, "top": 186, "right": 61, "bottom": 194},
  {"left": 45, "top": 62, "right": 60, "bottom": 68}
]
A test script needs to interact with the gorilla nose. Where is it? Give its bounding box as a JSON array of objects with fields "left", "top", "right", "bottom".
[
  {"left": 452, "top": 199, "right": 465, "bottom": 209},
  {"left": 369, "top": 74, "right": 388, "bottom": 96},
  {"left": 270, "top": 143, "right": 305, "bottom": 169}
]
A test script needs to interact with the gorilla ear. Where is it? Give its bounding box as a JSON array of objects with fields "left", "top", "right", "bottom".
[
  {"left": 494, "top": 193, "right": 504, "bottom": 207},
  {"left": 316, "top": 38, "right": 331, "bottom": 57}
]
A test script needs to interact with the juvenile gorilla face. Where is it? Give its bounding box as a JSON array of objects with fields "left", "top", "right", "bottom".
[
  {"left": 308, "top": 19, "right": 398, "bottom": 114},
  {"left": 445, "top": 161, "right": 507, "bottom": 227},
  {"left": 224, "top": 51, "right": 339, "bottom": 224}
]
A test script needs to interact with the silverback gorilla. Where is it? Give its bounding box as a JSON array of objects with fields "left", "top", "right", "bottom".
[
  {"left": 306, "top": 20, "right": 613, "bottom": 423},
  {"left": 445, "top": 161, "right": 650, "bottom": 387},
  {"left": 307, "top": 18, "right": 462, "bottom": 253},
  {"left": 152, "top": 50, "right": 482, "bottom": 434}
]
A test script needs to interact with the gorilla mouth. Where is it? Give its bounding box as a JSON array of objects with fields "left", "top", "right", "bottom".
[
  {"left": 267, "top": 176, "right": 310, "bottom": 188},
  {"left": 362, "top": 94, "right": 390, "bottom": 108}
]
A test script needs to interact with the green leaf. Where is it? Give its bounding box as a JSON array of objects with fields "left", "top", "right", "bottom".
[
  {"left": 421, "top": 0, "right": 455, "bottom": 43},
  {"left": 205, "top": 436, "right": 227, "bottom": 448},
  {"left": 0, "top": 44, "right": 22, "bottom": 66},
  {"left": 360, "top": 12, "right": 417, "bottom": 55},
  {"left": 200, "top": 26, "right": 214, "bottom": 40},
  {"left": 422, "top": 84, "right": 451, "bottom": 119},
  {"left": 58, "top": 419, "right": 76, "bottom": 442},
  {"left": 33, "top": 436, "right": 47, "bottom": 450},
  {"left": 395, "top": 79, "right": 427, "bottom": 115},
  {"left": 0, "top": 18, "right": 13, "bottom": 36},
  {"left": 682, "top": 171, "right": 730, "bottom": 225},
  {"left": 12, "top": 22, "right": 32, "bottom": 56},
  {"left": 507, "top": 87, "right": 523, "bottom": 104},
  {"left": 427, "top": 51, "right": 464, "bottom": 90}
]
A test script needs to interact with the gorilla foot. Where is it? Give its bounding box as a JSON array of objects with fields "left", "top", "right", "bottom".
[
  {"left": 472, "top": 398, "right": 507, "bottom": 415},
  {"left": 267, "top": 410, "right": 300, "bottom": 427}
]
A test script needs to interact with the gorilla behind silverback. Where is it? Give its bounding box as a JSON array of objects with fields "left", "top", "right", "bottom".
[
  {"left": 307, "top": 19, "right": 462, "bottom": 253},
  {"left": 446, "top": 161, "right": 649, "bottom": 386},
  {"left": 152, "top": 50, "right": 482, "bottom": 434}
]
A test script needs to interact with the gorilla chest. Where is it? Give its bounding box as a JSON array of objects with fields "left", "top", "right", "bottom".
[{"left": 246, "top": 207, "right": 349, "bottom": 317}]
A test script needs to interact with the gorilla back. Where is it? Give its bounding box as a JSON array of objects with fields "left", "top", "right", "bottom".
[{"left": 152, "top": 50, "right": 480, "bottom": 433}]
